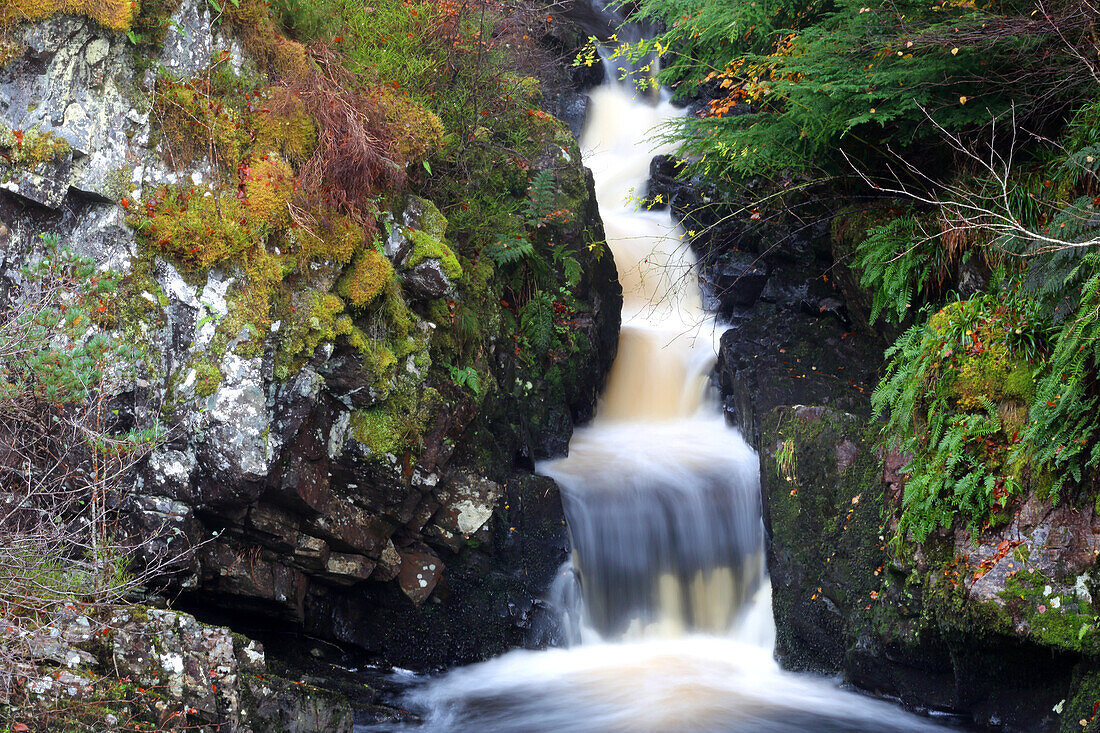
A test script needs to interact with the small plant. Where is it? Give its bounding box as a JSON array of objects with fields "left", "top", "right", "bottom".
[
  {"left": 775, "top": 439, "right": 796, "bottom": 484},
  {"left": 446, "top": 364, "right": 482, "bottom": 396}
]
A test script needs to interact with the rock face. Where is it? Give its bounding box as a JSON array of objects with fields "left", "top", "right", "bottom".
[
  {"left": 0, "top": 1, "right": 619, "bottom": 679},
  {"left": 704, "top": 202, "right": 884, "bottom": 449},
  {"left": 5, "top": 604, "right": 353, "bottom": 732},
  {"left": 760, "top": 405, "right": 1100, "bottom": 732}
]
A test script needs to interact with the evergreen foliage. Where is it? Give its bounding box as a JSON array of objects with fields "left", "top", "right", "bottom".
[{"left": 629, "top": 0, "right": 1093, "bottom": 179}]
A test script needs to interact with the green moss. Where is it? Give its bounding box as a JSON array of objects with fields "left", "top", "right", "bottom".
[
  {"left": 1062, "top": 663, "right": 1100, "bottom": 732},
  {"left": 242, "top": 155, "right": 295, "bottom": 226},
  {"left": 0, "top": 0, "right": 133, "bottom": 29},
  {"left": 101, "top": 165, "right": 135, "bottom": 203},
  {"left": 996, "top": 569, "right": 1100, "bottom": 654},
  {"left": 132, "top": 184, "right": 264, "bottom": 270},
  {"left": 192, "top": 358, "right": 223, "bottom": 398},
  {"left": 0, "top": 124, "right": 70, "bottom": 170},
  {"left": 250, "top": 95, "right": 317, "bottom": 165},
  {"left": 223, "top": 0, "right": 313, "bottom": 82},
  {"left": 274, "top": 290, "right": 350, "bottom": 378},
  {"left": 337, "top": 249, "right": 393, "bottom": 307},
  {"left": 351, "top": 407, "right": 405, "bottom": 456},
  {"left": 0, "top": 39, "right": 21, "bottom": 67},
  {"left": 405, "top": 228, "right": 463, "bottom": 281},
  {"left": 154, "top": 77, "right": 245, "bottom": 173}
]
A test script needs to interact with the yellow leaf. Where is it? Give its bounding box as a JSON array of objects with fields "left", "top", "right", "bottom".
[
  {"left": 951, "top": 47, "right": 959, "bottom": 55},
  {"left": 959, "top": 95, "right": 967, "bottom": 104}
]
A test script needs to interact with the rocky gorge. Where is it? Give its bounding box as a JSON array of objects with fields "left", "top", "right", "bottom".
[
  {"left": 5, "top": 0, "right": 1100, "bottom": 730},
  {"left": 0, "top": 0, "right": 619, "bottom": 727}
]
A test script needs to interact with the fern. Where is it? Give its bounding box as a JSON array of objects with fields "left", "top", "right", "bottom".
[
  {"left": 856, "top": 215, "right": 941, "bottom": 324},
  {"left": 874, "top": 296, "right": 1039, "bottom": 543},
  {"left": 484, "top": 233, "right": 534, "bottom": 267},
  {"left": 524, "top": 169, "right": 557, "bottom": 226},
  {"left": 520, "top": 291, "right": 554, "bottom": 352},
  {"left": 1017, "top": 255, "right": 1100, "bottom": 499}
]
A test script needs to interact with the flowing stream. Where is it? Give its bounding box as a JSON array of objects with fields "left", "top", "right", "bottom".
[{"left": 361, "top": 60, "right": 949, "bottom": 733}]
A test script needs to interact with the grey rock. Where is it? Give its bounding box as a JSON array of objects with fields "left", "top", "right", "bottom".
[{"left": 403, "top": 258, "right": 452, "bottom": 299}]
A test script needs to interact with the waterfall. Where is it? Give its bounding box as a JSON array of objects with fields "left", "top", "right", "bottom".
[
  {"left": 358, "top": 50, "right": 947, "bottom": 733},
  {"left": 536, "top": 81, "right": 763, "bottom": 641}
]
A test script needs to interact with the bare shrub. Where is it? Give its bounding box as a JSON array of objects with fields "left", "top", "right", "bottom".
[{"left": 0, "top": 236, "right": 186, "bottom": 715}]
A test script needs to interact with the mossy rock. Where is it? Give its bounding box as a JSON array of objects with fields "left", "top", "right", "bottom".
[{"left": 0, "top": 0, "right": 133, "bottom": 30}]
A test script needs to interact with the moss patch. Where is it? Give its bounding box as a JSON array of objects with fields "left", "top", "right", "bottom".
[
  {"left": 405, "top": 228, "right": 462, "bottom": 280},
  {"left": 0, "top": 124, "right": 70, "bottom": 169},
  {"left": 337, "top": 249, "right": 393, "bottom": 307},
  {"left": 0, "top": 0, "right": 133, "bottom": 30}
]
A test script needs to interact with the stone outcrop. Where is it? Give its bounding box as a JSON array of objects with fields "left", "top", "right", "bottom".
[
  {"left": 5, "top": 604, "right": 353, "bottom": 732},
  {"left": 0, "top": 0, "right": 619, "bottom": 682},
  {"left": 760, "top": 404, "right": 1100, "bottom": 732}
]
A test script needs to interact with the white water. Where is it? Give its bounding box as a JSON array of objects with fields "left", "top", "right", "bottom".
[{"left": 362, "top": 68, "right": 947, "bottom": 733}]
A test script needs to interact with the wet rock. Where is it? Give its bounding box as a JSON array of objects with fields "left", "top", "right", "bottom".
[
  {"left": 305, "top": 473, "right": 569, "bottom": 669},
  {"left": 762, "top": 406, "right": 1077, "bottom": 731},
  {"left": 0, "top": 2, "right": 618, "bottom": 678},
  {"left": 293, "top": 534, "right": 330, "bottom": 573},
  {"left": 11, "top": 603, "right": 354, "bottom": 732},
  {"left": 320, "top": 348, "right": 385, "bottom": 408},
  {"left": 397, "top": 545, "right": 444, "bottom": 605},
  {"left": 403, "top": 258, "right": 452, "bottom": 299},
  {"left": 424, "top": 471, "right": 504, "bottom": 552},
  {"left": 716, "top": 303, "right": 882, "bottom": 449},
  {"left": 552, "top": 90, "right": 590, "bottom": 138},
  {"left": 701, "top": 250, "right": 769, "bottom": 315}
]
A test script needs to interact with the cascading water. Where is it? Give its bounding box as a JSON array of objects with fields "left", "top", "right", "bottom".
[
  {"left": 537, "top": 76, "right": 763, "bottom": 642},
  {"left": 361, "top": 52, "right": 950, "bottom": 733}
]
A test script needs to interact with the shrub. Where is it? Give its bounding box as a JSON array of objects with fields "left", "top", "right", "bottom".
[{"left": 0, "top": 236, "right": 176, "bottom": 705}]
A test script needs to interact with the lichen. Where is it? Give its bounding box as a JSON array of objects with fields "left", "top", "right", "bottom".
[{"left": 101, "top": 165, "right": 135, "bottom": 202}]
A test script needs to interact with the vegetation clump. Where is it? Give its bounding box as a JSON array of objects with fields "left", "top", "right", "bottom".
[
  {"left": 337, "top": 249, "right": 393, "bottom": 307},
  {"left": 0, "top": 0, "right": 133, "bottom": 30},
  {"left": 0, "top": 124, "right": 70, "bottom": 169},
  {"left": 873, "top": 294, "right": 1045, "bottom": 541}
]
